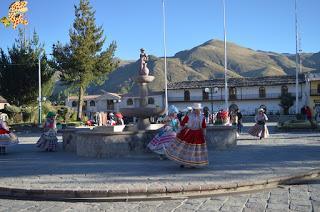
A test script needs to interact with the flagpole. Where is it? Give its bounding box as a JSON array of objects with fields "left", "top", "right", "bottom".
[
  {"left": 223, "top": 0, "right": 228, "bottom": 111},
  {"left": 162, "top": 0, "right": 168, "bottom": 115},
  {"left": 294, "top": 0, "right": 299, "bottom": 114}
]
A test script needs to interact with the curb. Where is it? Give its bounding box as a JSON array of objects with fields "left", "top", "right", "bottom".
[{"left": 0, "top": 169, "right": 319, "bottom": 201}]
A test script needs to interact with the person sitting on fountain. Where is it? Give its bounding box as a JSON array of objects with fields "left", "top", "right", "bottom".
[
  {"left": 147, "top": 105, "right": 179, "bottom": 159},
  {"left": 107, "top": 113, "right": 116, "bottom": 126}
]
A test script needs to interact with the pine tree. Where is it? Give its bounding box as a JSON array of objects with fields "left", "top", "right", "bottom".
[
  {"left": 52, "top": 0, "right": 118, "bottom": 120},
  {"left": 0, "top": 29, "right": 55, "bottom": 106}
]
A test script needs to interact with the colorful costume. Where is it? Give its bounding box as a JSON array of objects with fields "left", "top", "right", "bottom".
[
  {"left": 147, "top": 116, "right": 179, "bottom": 155},
  {"left": 0, "top": 120, "right": 19, "bottom": 154},
  {"left": 165, "top": 104, "right": 209, "bottom": 167},
  {"left": 248, "top": 110, "right": 269, "bottom": 139},
  {"left": 147, "top": 105, "right": 179, "bottom": 155},
  {"left": 36, "top": 112, "right": 58, "bottom": 151}
]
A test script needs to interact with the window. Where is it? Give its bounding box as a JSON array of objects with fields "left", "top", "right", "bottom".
[
  {"left": 281, "top": 85, "right": 288, "bottom": 95},
  {"left": 148, "top": 97, "right": 155, "bottom": 105},
  {"left": 259, "top": 86, "right": 266, "bottom": 98},
  {"left": 127, "top": 98, "right": 133, "bottom": 106},
  {"left": 229, "top": 87, "right": 237, "bottom": 100},
  {"left": 107, "top": 100, "right": 114, "bottom": 110},
  {"left": 202, "top": 89, "right": 209, "bottom": 100},
  {"left": 318, "top": 84, "right": 320, "bottom": 94},
  {"left": 184, "top": 90, "right": 190, "bottom": 101},
  {"left": 89, "top": 100, "right": 95, "bottom": 107},
  {"left": 72, "top": 101, "right": 77, "bottom": 107}
]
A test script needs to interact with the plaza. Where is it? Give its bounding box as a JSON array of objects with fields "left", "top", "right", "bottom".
[{"left": 0, "top": 124, "right": 319, "bottom": 211}]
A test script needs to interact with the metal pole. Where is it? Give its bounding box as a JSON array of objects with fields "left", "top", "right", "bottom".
[
  {"left": 294, "top": 0, "right": 299, "bottom": 114},
  {"left": 162, "top": 0, "right": 168, "bottom": 115},
  {"left": 223, "top": 0, "right": 228, "bottom": 111},
  {"left": 211, "top": 87, "right": 213, "bottom": 123},
  {"left": 38, "top": 54, "right": 42, "bottom": 127}
]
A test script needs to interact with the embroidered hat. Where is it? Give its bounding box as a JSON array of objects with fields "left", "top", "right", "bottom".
[
  {"left": 193, "top": 103, "right": 202, "bottom": 110},
  {"left": 187, "top": 106, "right": 193, "bottom": 111},
  {"left": 168, "top": 105, "right": 179, "bottom": 114}
]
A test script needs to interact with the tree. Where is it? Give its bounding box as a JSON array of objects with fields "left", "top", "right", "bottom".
[
  {"left": 52, "top": 0, "right": 118, "bottom": 120},
  {"left": 279, "top": 93, "right": 295, "bottom": 115},
  {"left": 0, "top": 29, "right": 55, "bottom": 106}
]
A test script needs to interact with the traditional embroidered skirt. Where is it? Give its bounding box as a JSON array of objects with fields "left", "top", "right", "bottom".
[
  {"left": 248, "top": 124, "right": 269, "bottom": 138},
  {"left": 0, "top": 129, "right": 19, "bottom": 146},
  {"left": 165, "top": 128, "right": 208, "bottom": 167},
  {"left": 147, "top": 126, "right": 176, "bottom": 155},
  {"left": 36, "top": 129, "right": 58, "bottom": 151}
]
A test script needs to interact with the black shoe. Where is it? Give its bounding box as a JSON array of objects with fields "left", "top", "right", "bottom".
[
  {"left": 259, "top": 136, "right": 262, "bottom": 140},
  {"left": 180, "top": 165, "right": 185, "bottom": 168}
]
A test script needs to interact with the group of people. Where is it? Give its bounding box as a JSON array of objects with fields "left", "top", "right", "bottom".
[
  {"left": 147, "top": 105, "right": 271, "bottom": 168},
  {"left": 148, "top": 103, "right": 209, "bottom": 168}
]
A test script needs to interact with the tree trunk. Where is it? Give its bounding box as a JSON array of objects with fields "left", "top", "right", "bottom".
[{"left": 77, "top": 85, "right": 84, "bottom": 121}]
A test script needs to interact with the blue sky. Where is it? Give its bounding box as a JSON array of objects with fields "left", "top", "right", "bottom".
[{"left": 0, "top": 0, "right": 319, "bottom": 60}]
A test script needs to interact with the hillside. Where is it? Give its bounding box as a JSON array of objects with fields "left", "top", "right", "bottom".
[{"left": 74, "top": 39, "right": 320, "bottom": 94}]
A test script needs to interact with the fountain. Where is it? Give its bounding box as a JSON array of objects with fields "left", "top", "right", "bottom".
[
  {"left": 62, "top": 49, "right": 237, "bottom": 158},
  {"left": 120, "top": 48, "right": 165, "bottom": 130}
]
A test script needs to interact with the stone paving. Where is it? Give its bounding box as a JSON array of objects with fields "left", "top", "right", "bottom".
[
  {"left": 0, "top": 180, "right": 319, "bottom": 211},
  {"left": 0, "top": 126, "right": 320, "bottom": 191}
]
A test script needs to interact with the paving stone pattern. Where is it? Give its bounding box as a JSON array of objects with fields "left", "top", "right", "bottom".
[{"left": 0, "top": 182, "right": 319, "bottom": 211}]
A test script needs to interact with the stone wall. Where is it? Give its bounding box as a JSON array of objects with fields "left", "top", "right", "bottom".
[{"left": 62, "top": 125, "right": 237, "bottom": 158}]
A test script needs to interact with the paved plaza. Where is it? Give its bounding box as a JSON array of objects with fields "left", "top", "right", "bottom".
[{"left": 0, "top": 124, "right": 319, "bottom": 211}]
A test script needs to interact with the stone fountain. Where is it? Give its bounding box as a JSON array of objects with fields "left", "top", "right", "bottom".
[
  {"left": 120, "top": 48, "right": 165, "bottom": 130},
  {"left": 62, "top": 49, "right": 237, "bottom": 158}
]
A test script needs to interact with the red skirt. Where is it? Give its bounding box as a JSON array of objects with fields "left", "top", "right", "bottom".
[{"left": 165, "top": 128, "right": 208, "bottom": 167}]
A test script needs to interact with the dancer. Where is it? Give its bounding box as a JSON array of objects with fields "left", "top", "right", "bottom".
[
  {"left": 0, "top": 120, "right": 19, "bottom": 154},
  {"left": 248, "top": 108, "right": 269, "bottom": 139},
  {"left": 147, "top": 105, "right": 179, "bottom": 158},
  {"left": 165, "top": 103, "right": 208, "bottom": 167},
  {"left": 36, "top": 112, "right": 58, "bottom": 151}
]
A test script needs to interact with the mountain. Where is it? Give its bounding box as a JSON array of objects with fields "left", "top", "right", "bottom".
[{"left": 74, "top": 39, "right": 320, "bottom": 94}]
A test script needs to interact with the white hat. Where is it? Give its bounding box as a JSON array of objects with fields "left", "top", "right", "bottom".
[
  {"left": 187, "top": 106, "right": 193, "bottom": 111},
  {"left": 258, "top": 108, "right": 264, "bottom": 112},
  {"left": 193, "top": 103, "right": 202, "bottom": 110},
  {"left": 109, "top": 113, "right": 114, "bottom": 116}
]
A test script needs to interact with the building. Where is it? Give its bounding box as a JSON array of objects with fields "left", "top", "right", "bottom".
[
  {"left": 306, "top": 73, "right": 320, "bottom": 115},
  {"left": 0, "top": 96, "right": 9, "bottom": 110},
  {"left": 167, "top": 75, "right": 307, "bottom": 115},
  {"left": 65, "top": 91, "right": 121, "bottom": 118},
  {"left": 119, "top": 91, "right": 165, "bottom": 110}
]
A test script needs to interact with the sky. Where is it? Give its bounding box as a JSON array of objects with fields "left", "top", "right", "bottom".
[{"left": 0, "top": 0, "right": 319, "bottom": 60}]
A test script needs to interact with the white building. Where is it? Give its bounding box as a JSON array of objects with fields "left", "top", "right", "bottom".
[
  {"left": 119, "top": 91, "right": 165, "bottom": 110},
  {"left": 167, "top": 75, "right": 307, "bottom": 115},
  {"left": 0, "top": 96, "right": 8, "bottom": 110},
  {"left": 65, "top": 91, "right": 121, "bottom": 118}
]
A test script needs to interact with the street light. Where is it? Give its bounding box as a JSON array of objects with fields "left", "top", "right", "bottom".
[{"left": 204, "top": 87, "right": 219, "bottom": 123}]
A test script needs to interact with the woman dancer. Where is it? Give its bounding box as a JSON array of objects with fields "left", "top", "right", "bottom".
[
  {"left": 0, "top": 120, "right": 19, "bottom": 154},
  {"left": 248, "top": 108, "right": 269, "bottom": 139},
  {"left": 36, "top": 112, "right": 58, "bottom": 151},
  {"left": 165, "top": 103, "right": 208, "bottom": 168},
  {"left": 147, "top": 105, "right": 179, "bottom": 158}
]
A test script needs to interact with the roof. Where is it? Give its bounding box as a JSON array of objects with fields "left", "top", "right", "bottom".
[
  {"left": 168, "top": 75, "right": 306, "bottom": 90},
  {"left": 0, "top": 96, "right": 8, "bottom": 103},
  {"left": 122, "top": 90, "right": 164, "bottom": 98},
  {"left": 68, "top": 95, "right": 102, "bottom": 101}
]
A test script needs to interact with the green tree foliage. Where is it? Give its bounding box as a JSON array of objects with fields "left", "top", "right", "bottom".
[
  {"left": 52, "top": 0, "right": 118, "bottom": 120},
  {"left": 0, "top": 29, "right": 55, "bottom": 106},
  {"left": 279, "top": 92, "right": 295, "bottom": 115}
]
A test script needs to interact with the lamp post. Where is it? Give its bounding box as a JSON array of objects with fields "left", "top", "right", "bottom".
[
  {"left": 38, "top": 54, "right": 42, "bottom": 127},
  {"left": 205, "top": 87, "right": 218, "bottom": 123},
  {"left": 294, "top": 0, "right": 299, "bottom": 114}
]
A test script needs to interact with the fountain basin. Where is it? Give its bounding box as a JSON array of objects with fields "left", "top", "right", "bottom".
[{"left": 62, "top": 125, "right": 237, "bottom": 158}]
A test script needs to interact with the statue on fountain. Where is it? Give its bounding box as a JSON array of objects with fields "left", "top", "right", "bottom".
[{"left": 139, "top": 48, "right": 149, "bottom": 76}]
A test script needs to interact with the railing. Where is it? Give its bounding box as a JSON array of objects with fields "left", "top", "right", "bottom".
[
  {"left": 310, "top": 89, "right": 320, "bottom": 96},
  {"left": 168, "top": 92, "right": 302, "bottom": 102}
]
